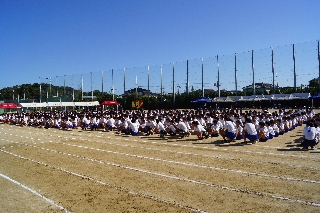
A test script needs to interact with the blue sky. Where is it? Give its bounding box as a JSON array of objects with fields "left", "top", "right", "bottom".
[{"left": 0, "top": 0, "right": 319, "bottom": 94}]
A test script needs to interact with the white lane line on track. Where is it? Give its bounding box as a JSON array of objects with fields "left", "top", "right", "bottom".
[
  {"left": 11, "top": 142, "right": 320, "bottom": 185},
  {"left": 1, "top": 148, "right": 320, "bottom": 208},
  {"left": 0, "top": 149, "right": 207, "bottom": 213},
  {"left": 0, "top": 173, "right": 71, "bottom": 213},
  {"left": 38, "top": 129, "right": 320, "bottom": 159},
  {"left": 4, "top": 128, "right": 320, "bottom": 175},
  {"left": 4, "top": 128, "right": 320, "bottom": 160}
]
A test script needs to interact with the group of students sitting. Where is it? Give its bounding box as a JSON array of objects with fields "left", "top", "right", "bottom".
[{"left": 0, "top": 107, "right": 316, "bottom": 147}]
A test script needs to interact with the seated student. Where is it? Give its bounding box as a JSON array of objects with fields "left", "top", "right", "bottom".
[
  {"left": 128, "top": 119, "right": 140, "bottom": 136},
  {"left": 291, "top": 115, "right": 297, "bottom": 130},
  {"left": 266, "top": 121, "right": 275, "bottom": 139},
  {"left": 65, "top": 118, "right": 74, "bottom": 130},
  {"left": 219, "top": 117, "right": 237, "bottom": 142},
  {"left": 156, "top": 119, "right": 167, "bottom": 139},
  {"left": 167, "top": 120, "right": 177, "bottom": 136},
  {"left": 182, "top": 117, "right": 192, "bottom": 135},
  {"left": 269, "top": 120, "right": 276, "bottom": 139},
  {"left": 145, "top": 117, "right": 156, "bottom": 135},
  {"left": 53, "top": 117, "right": 61, "bottom": 129},
  {"left": 301, "top": 112, "right": 308, "bottom": 124},
  {"left": 283, "top": 117, "right": 290, "bottom": 133},
  {"left": 81, "top": 116, "right": 90, "bottom": 130},
  {"left": 301, "top": 120, "right": 317, "bottom": 150},
  {"left": 257, "top": 121, "right": 269, "bottom": 142},
  {"left": 242, "top": 118, "right": 258, "bottom": 144},
  {"left": 106, "top": 116, "right": 116, "bottom": 131},
  {"left": 90, "top": 116, "right": 99, "bottom": 131},
  {"left": 276, "top": 118, "right": 285, "bottom": 135},
  {"left": 192, "top": 120, "right": 207, "bottom": 140},
  {"left": 72, "top": 116, "right": 78, "bottom": 129},
  {"left": 235, "top": 120, "right": 243, "bottom": 140},
  {"left": 116, "top": 118, "right": 129, "bottom": 134},
  {"left": 174, "top": 118, "right": 190, "bottom": 138},
  {"left": 209, "top": 120, "right": 221, "bottom": 137}
]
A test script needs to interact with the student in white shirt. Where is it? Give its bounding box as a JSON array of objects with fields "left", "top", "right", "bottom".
[
  {"left": 242, "top": 118, "right": 258, "bottom": 144},
  {"left": 301, "top": 120, "right": 317, "bottom": 150},
  {"left": 219, "top": 117, "right": 237, "bottom": 142}
]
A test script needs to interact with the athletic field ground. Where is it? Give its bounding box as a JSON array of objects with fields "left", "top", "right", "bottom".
[{"left": 0, "top": 123, "right": 319, "bottom": 212}]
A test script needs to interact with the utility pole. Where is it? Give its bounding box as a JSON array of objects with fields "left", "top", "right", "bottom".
[
  {"left": 186, "top": 60, "right": 189, "bottom": 95},
  {"left": 272, "top": 48, "right": 275, "bottom": 94},
  {"left": 91, "top": 72, "right": 93, "bottom": 101},
  {"left": 147, "top": 66, "right": 150, "bottom": 109},
  {"left": 64, "top": 75, "right": 66, "bottom": 96},
  {"left": 39, "top": 77, "right": 42, "bottom": 103},
  {"left": 202, "top": 58, "right": 204, "bottom": 97},
  {"left": 217, "top": 55, "right": 220, "bottom": 98},
  {"left": 81, "top": 74, "right": 84, "bottom": 101},
  {"left": 160, "top": 65, "right": 163, "bottom": 109},
  {"left": 318, "top": 40, "right": 320, "bottom": 92},
  {"left": 49, "top": 77, "right": 52, "bottom": 98},
  {"left": 252, "top": 50, "right": 255, "bottom": 95},
  {"left": 102, "top": 71, "right": 104, "bottom": 97},
  {"left": 235, "top": 53, "right": 238, "bottom": 96},
  {"left": 172, "top": 62, "right": 175, "bottom": 106},
  {"left": 293, "top": 44, "right": 296, "bottom": 92},
  {"left": 46, "top": 77, "right": 48, "bottom": 102}
]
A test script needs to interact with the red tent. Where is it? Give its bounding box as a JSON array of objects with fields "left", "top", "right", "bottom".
[
  {"left": 101, "top": 100, "right": 120, "bottom": 106},
  {"left": 0, "top": 102, "right": 22, "bottom": 109}
]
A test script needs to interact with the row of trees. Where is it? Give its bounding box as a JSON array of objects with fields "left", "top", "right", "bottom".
[{"left": 1, "top": 78, "right": 319, "bottom": 109}]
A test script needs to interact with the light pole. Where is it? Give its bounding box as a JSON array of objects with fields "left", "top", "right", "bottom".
[
  {"left": 49, "top": 77, "right": 52, "bottom": 98},
  {"left": 55, "top": 76, "right": 59, "bottom": 97},
  {"left": 39, "top": 77, "right": 42, "bottom": 103},
  {"left": 46, "top": 77, "right": 49, "bottom": 102}
]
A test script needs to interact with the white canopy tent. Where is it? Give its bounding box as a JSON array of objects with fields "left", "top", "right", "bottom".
[{"left": 20, "top": 101, "right": 100, "bottom": 108}]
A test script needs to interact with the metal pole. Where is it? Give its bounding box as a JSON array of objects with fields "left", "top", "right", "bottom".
[
  {"left": 202, "top": 58, "right": 204, "bottom": 97},
  {"left": 123, "top": 68, "right": 126, "bottom": 95},
  {"left": 160, "top": 65, "right": 163, "bottom": 109},
  {"left": 172, "top": 62, "right": 175, "bottom": 106},
  {"left": 56, "top": 76, "right": 58, "bottom": 97},
  {"left": 81, "top": 74, "right": 84, "bottom": 101},
  {"left": 91, "top": 72, "right": 93, "bottom": 101},
  {"left": 64, "top": 75, "right": 66, "bottom": 96},
  {"left": 272, "top": 48, "right": 275, "bottom": 94},
  {"left": 217, "top": 55, "right": 220, "bottom": 98},
  {"left": 112, "top": 69, "right": 114, "bottom": 101},
  {"left": 135, "top": 73, "right": 138, "bottom": 95},
  {"left": 148, "top": 66, "right": 150, "bottom": 109},
  {"left": 293, "top": 44, "right": 296, "bottom": 92},
  {"left": 186, "top": 60, "right": 189, "bottom": 95},
  {"left": 46, "top": 77, "right": 48, "bottom": 102},
  {"left": 235, "top": 53, "right": 237, "bottom": 96},
  {"left": 71, "top": 75, "right": 74, "bottom": 101},
  {"left": 63, "top": 75, "right": 66, "bottom": 95},
  {"left": 318, "top": 40, "right": 320, "bottom": 92},
  {"left": 102, "top": 70, "right": 104, "bottom": 97},
  {"left": 39, "top": 77, "right": 42, "bottom": 103},
  {"left": 49, "top": 77, "right": 52, "bottom": 98},
  {"left": 252, "top": 50, "right": 255, "bottom": 95}
]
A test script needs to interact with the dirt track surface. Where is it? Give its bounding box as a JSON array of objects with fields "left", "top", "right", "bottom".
[{"left": 0, "top": 124, "right": 320, "bottom": 212}]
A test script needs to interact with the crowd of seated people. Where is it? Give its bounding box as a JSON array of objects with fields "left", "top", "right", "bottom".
[{"left": 0, "top": 107, "right": 318, "bottom": 149}]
